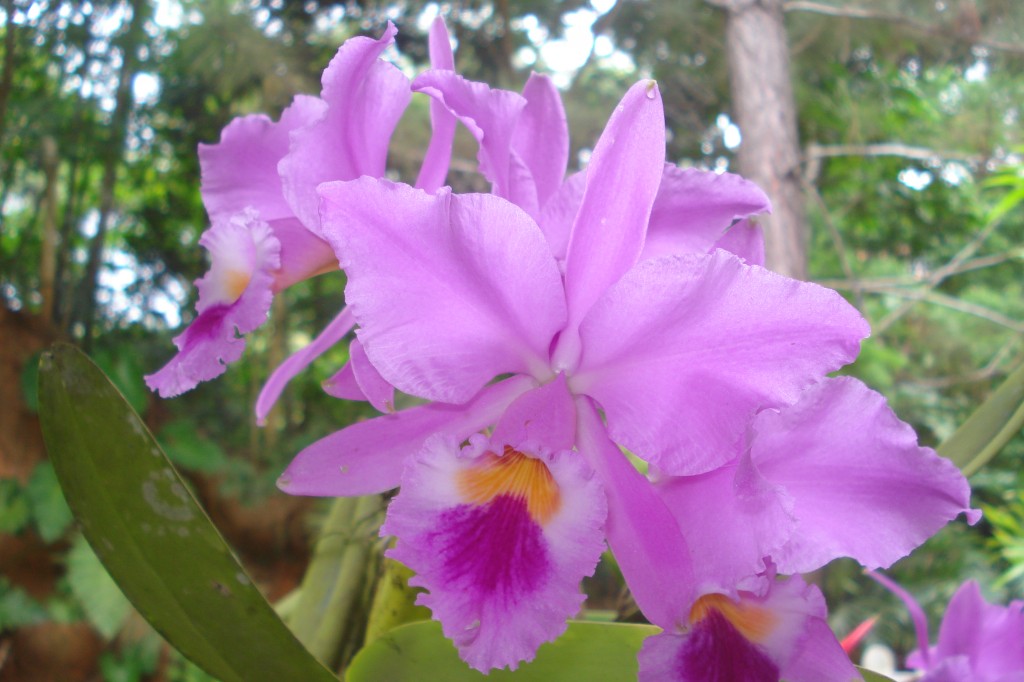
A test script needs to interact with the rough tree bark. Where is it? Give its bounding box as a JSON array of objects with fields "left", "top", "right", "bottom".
[{"left": 713, "top": 0, "right": 808, "bottom": 279}]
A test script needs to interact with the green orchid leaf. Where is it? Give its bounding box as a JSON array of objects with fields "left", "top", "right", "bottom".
[
  {"left": 38, "top": 343, "right": 337, "bottom": 682},
  {"left": 938, "top": 360, "right": 1024, "bottom": 477},
  {"left": 855, "top": 666, "right": 898, "bottom": 682},
  {"left": 346, "top": 620, "right": 658, "bottom": 681}
]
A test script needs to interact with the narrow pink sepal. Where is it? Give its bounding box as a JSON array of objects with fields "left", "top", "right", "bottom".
[
  {"left": 256, "top": 306, "right": 354, "bottom": 425},
  {"left": 512, "top": 73, "right": 569, "bottom": 210},
  {"left": 556, "top": 80, "right": 665, "bottom": 371},
  {"left": 277, "top": 375, "right": 534, "bottom": 496},
  {"left": 414, "top": 16, "right": 457, "bottom": 193}
]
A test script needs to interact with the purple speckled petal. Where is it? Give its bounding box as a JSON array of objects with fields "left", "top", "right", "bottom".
[
  {"left": 278, "top": 375, "right": 535, "bottom": 497},
  {"left": 574, "top": 250, "right": 869, "bottom": 474},
  {"left": 575, "top": 397, "right": 695, "bottom": 630},
  {"left": 555, "top": 81, "right": 665, "bottom": 372},
  {"left": 756, "top": 377, "right": 978, "bottom": 574},
  {"left": 319, "top": 178, "right": 566, "bottom": 403},
  {"left": 255, "top": 306, "right": 353, "bottom": 425},
  {"left": 640, "top": 166, "right": 771, "bottom": 262},
  {"left": 413, "top": 69, "right": 526, "bottom": 203},
  {"left": 146, "top": 209, "right": 280, "bottom": 397},
  {"left": 382, "top": 432, "right": 605, "bottom": 672},
  {"left": 280, "top": 23, "right": 411, "bottom": 234},
  {"left": 414, "top": 17, "right": 456, "bottom": 193},
  {"left": 712, "top": 218, "right": 765, "bottom": 266},
  {"left": 199, "top": 95, "right": 326, "bottom": 223}
]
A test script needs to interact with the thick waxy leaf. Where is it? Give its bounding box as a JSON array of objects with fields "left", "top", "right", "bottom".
[
  {"left": 854, "top": 666, "right": 898, "bottom": 682},
  {"left": 346, "top": 620, "right": 657, "bottom": 681},
  {"left": 38, "top": 343, "right": 337, "bottom": 682},
  {"left": 938, "top": 360, "right": 1024, "bottom": 477}
]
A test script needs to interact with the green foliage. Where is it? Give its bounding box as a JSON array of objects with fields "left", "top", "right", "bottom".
[
  {"left": 985, "top": 489, "right": 1024, "bottom": 591},
  {"left": 38, "top": 343, "right": 339, "bottom": 682},
  {"left": 0, "top": 577, "right": 49, "bottom": 630},
  {"left": 66, "top": 533, "right": 132, "bottom": 639},
  {"left": 0, "top": 478, "right": 31, "bottom": 535},
  {"left": 25, "top": 461, "right": 74, "bottom": 543},
  {"left": 347, "top": 620, "right": 658, "bottom": 682}
]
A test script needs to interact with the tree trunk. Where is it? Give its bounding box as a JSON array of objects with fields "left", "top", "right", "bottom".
[
  {"left": 76, "top": 0, "right": 146, "bottom": 343},
  {"left": 716, "top": 0, "right": 808, "bottom": 279},
  {"left": 39, "top": 136, "right": 59, "bottom": 322}
]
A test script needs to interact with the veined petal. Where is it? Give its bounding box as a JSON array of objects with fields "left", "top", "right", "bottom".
[
  {"left": 638, "top": 577, "right": 858, "bottom": 682},
  {"left": 256, "top": 305, "right": 353, "bottom": 424},
  {"left": 556, "top": 80, "right": 665, "bottom": 371},
  {"left": 575, "top": 397, "right": 695, "bottom": 630},
  {"left": 575, "top": 250, "right": 869, "bottom": 474},
  {"left": 755, "top": 377, "right": 978, "bottom": 573},
  {"left": 655, "top": 453, "right": 795, "bottom": 595},
  {"left": 412, "top": 69, "right": 527, "bottom": 206},
  {"left": 278, "top": 375, "right": 535, "bottom": 496},
  {"left": 512, "top": 73, "right": 569, "bottom": 210},
  {"left": 712, "top": 218, "right": 765, "bottom": 266},
  {"left": 414, "top": 17, "right": 457, "bottom": 193},
  {"left": 383, "top": 434, "right": 605, "bottom": 672},
  {"left": 319, "top": 178, "right": 566, "bottom": 404},
  {"left": 199, "top": 94, "right": 326, "bottom": 223},
  {"left": 146, "top": 209, "right": 280, "bottom": 397},
  {"left": 640, "top": 166, "right": 771, "bottom": 262},
  {"left": 280, "top": 23, "right": 411, "bottom": 234}
]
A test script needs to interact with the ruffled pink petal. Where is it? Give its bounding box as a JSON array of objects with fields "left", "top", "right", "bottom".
[
  {"left": 655, "top": 452, "right": 795, "bottom": 595},
  {"left": 712, "top": 218, "right": 765, "bottom": 266},
  {"left": 146, "top": 209, "right": 280, "bottom": 397},
  {"left": 199, "top": 95, "right": 326, "bottom": 223},
  {"left": 278, "top": 375, "right": 535, "bottom": 496},
  {"left": 412, "top": 69, "right": 527, "bottom": 206},
  {"left": 934, "top": 581, "right": 1024, "bottom": 680},
  {"left": 414, "top": 17, "right": 457, "bottom": 193},
  {"left": 512, "top": 73, "right": 569, "bottom": 210},
  {"left": 319, "top": 178, "right": 566, "bottom": 404},
  {"left": 280, "top": 23, "right": 411, "bottom": 234},
  {"left": 640, "top": 166, "right": 771, "bottom": 262},
  {"left": 555, "top": 81, "right": 665, "bottom": 372},
  {"left": 575, "top": 397, "right": 695, "bottom": 630},
  {"left": 574, "top": 250, "right": 869, "bottom": 474},
  {"left": 755, "top": 377, "right": 978, "bottom": 574},
  {"left": 382, "top": 433, "right": 605, "bottom": 672},
  {"left": 255, "top": 306, "right": 353, "bottom": 425}
]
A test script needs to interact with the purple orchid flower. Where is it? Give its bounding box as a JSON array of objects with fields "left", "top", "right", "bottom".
[
  {"left": 872, "top": 574, "right": 1024, "bottom": 682},
  {"left": 583, "top": 377, "right": 974, "bottom": 682},
  {"left": 146, "top": 21, "right": 455, "bottom": 404},
  {"left": 277, "top": 80, "right": 868, "bottom": 670}
]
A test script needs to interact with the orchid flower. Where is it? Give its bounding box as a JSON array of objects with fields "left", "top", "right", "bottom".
[
  {"left": 872, "top": 574, "right": 1024, "bottom": 682},
  {"left": 146, "top": 21, "right": 455, "bottom": 404},
  {"left": 278, "top": 80, "right": 869, "bottom": 670},
  {"left": 584, "top": 377, "right": 974, "bottom": 682}
]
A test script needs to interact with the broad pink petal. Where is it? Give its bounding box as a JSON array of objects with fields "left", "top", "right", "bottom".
[
  {"left": 935, "top": 581, "right": 1024, "bottom": 680},
  {"left": 256, "top": 306, "right": 354, "bottom": 424},
  {"left": 199, "top": 95, "right": 325, "bottom": 223},
  {"left": 655, "top": 453, "right": 795, "bottom": 595},
  {"left": 575, "top": 397, "right": 694, "bottom": 630},
  {"left": 713, "top": 218, "right": 765, "bottom": 266},
  {"left": 146, "top": 209, "right": 280, "bottom": 397},
  {"left": 640, "top": 166, "right": 771, "bottom": 262},
  {"left": 492, "top": 376, "right": 576, "bottom": 453},
  {"left": 413, "top": 69, "right": 526, "bottom": 203},
  {"left": 414, "top": 17, "right": 457, "bottom": 193},
  {"left": 319, "top": 178, "right": 566, "bottom": 403},
  {"left": 512, "top": 73, "right": 569, "bottom": 210},
  {"left": 280, "top": 24, "right": 410, "bottom": 234},
  {"left": 556, "top": 81, "right": 665, "bottom": 371},
  {"left": 756, "top": 378, "right": 978, "bottom": 573},
  {"left": 382, "top": 433, "right": 605, "bottom": 672},
  {"left": 278, "top": 375, "right": 535, "bottom": 496},
  {"left": 574, "top": 250, "right": 869, "bottom": 474}
]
